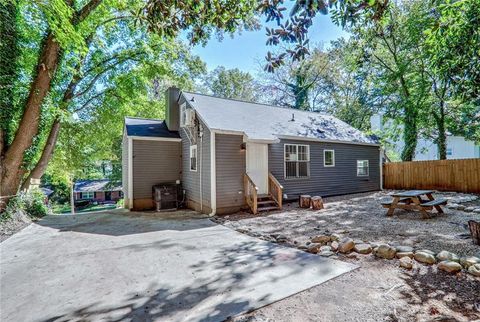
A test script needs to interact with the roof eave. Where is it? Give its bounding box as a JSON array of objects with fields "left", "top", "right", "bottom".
[{"left": 276, "top": 135, "right": 381, "bottom": 147}]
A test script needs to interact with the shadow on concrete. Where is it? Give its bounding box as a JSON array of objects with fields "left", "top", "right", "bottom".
[
  {"left": 37, "top": 233, "right": 347, "bottom": 322},
  {"left": 36, "top": 209, "right": 215, "bottom": 237}
]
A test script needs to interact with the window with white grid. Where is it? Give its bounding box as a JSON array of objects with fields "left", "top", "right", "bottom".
[{"left": 284, "top": 144, "right": 310, "bottom": 179}]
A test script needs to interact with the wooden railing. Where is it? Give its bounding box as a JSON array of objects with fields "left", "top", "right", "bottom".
[
  {"left": 268, "top": 172, "right": 283, "bottom": 209},
  {"left": 244, "top": 173, "right": 258, "bottom": 214}
]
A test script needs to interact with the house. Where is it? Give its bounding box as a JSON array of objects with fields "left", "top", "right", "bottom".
[
  {"left": 74, "top": 179, "right": 123, "bottom": 203},
  {"left": 370, "top": 114, "right": 480, "bottom": 160},
  {"left": 122, "top": 88, "right": 381, "bottom": 214}
]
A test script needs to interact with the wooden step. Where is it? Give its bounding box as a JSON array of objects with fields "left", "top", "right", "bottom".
[
  {"left": 258, "top": 200, "right": 276, "bottom": 205},
  {"left": 257, "top": 206, "right": 279, "bottom": 212}
]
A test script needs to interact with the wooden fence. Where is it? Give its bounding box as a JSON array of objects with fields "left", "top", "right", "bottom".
[{"left": 383, "top": 158, "right": 480, "bottom": 193}]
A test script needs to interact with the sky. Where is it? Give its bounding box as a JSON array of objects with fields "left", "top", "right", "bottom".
[{"left": 190, "top": 13, "right": 350, "bottom": 75}]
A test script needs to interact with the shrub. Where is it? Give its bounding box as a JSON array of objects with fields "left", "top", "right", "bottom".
[
  {"left": 4, "top": 189, "right": 49, "bottom": 219},
  {"left": 116, "top": 198, "right": 124, "bottom": 208}
]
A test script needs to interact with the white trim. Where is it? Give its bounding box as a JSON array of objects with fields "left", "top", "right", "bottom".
[
  {"left": 379, "top": 148, "right": 383, "bottom": 190},
  {"left": 324, "top": 149, "right": 335, "bottom": 167},
  {"left": 127, "top": 137, "right": 133, "bottom": 209},
  {"left": 128, "top": 136, "right": 181, "bottom": 142},
  {"left": 277, "top": 135, "right": 380, "bottom": 147},
  {"left": 210, "top": 131, "right": 216, "bottom": 215},
  {"left": 284, "top": 143, "right": 310, "bottom": 179},
  {"left": 356, "top": 159, "right": 369, "bottom": 176}
]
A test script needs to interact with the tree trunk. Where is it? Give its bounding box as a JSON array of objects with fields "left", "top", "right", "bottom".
[
  {"left": 435, "top": 100, "right": 447, "bottom": 160},
  {"left": 311, "top": 196, "right": 324, "bottom": 210},
  {"left": 1, "top": 32, "right": 61, "bottom": 202},
  {"left": 401, "top": 98, "right": 418, "bottom": 161},
  {"left": 1, "top": 0, "right": 103, "bottom": 209},
  {"left": 299, "top": 195, "right": 311, "bottom": 208},
  {"left": 21, "top": 119, "right": 61, "bottom": 191}
]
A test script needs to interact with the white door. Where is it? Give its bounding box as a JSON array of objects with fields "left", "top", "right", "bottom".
[{"left": 246, "top": 142, "right": 269, "bottom": 194}]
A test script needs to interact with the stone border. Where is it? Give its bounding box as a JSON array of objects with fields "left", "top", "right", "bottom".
[
  {"left": 235, "top": 229, "right": 480, "bottom": 279},
  {"left": 300, "top": 234, "right": 480, "bottom": 277}
]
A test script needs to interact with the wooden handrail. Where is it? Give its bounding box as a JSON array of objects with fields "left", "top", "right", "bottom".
[
  {"left": 268, "top": 172, "right": 283, "bottom": 209},
  {"left": 244, "top": 173, "right": 258, "bottom": 214}
]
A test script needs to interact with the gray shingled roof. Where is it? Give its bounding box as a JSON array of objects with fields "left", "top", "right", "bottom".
[
  {"left": 74, "top": 179, "right": 122, "bottom": 192},
  {"left": 125, "top": 117, "right": 180, "bottom": 138},
  {"left": 182, "top": 92, "right": 378, "bottom": 144}
]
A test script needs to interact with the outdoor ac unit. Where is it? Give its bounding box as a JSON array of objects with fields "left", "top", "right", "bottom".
[{"left": 184, "top": 108, "right": 195, "bottom": 126}]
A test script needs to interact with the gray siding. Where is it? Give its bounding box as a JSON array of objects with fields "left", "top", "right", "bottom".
[
  {"left": 132, "top": 139, "right": 181, "bottom": 199},
  {"left": 215, "top": 134, "right": 246, "bottom": 209},
  {"left": 269, "top": 139, "right": 380, "bottom": 199},
  {"left": 179, "top": 96, "right": 211, "bottom": 210}
]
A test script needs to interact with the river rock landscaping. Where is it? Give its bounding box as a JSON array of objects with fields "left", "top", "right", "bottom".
[{"left": 220, "top": 191, "right": 480, "bottom": 322}]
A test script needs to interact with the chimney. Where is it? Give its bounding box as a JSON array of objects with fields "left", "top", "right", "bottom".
[{"left": 165, "top": 87, "right": 180, "bottom": 131}]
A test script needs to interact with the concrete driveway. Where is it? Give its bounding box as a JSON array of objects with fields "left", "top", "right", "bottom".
[{"left": 0, "top": 210, "right": 355, "bottom": 322}]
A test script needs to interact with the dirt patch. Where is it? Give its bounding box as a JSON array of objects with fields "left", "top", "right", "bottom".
[
  {"left": 220, "top": 191, "right": 480, "bottom": 322},
  {"left": 0, "top": 210, "right": 32, "bottom": 242}
]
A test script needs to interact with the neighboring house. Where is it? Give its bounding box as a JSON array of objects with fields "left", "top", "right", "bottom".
[
  {"left": 74, "top": 179, "right": 123, "bottom": 203},
  {"left": 122, "top": 88, "right": 381, "bottom": 214},
  {"left": 370, "top": 114, "right": 480, "bottom": 161}
]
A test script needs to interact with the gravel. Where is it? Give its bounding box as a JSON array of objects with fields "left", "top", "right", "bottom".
[
  {"left": 219, "top": 191, "right": 480, "bottom": 322},
  {"left": 221, "top": 191, "right": 480, "bottom": 257}
]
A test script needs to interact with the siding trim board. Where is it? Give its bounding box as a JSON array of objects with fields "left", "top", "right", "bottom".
[{"left": 128, "top": 137, "right": 133, "bottom": 209}]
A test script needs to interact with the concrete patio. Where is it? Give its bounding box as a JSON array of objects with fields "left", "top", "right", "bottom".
[{"left": 0, "top": 209, "right": 355, "bottom": 322}]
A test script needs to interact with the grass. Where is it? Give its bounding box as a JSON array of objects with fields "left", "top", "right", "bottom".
[{"left": 53, "top": 203, "right": 117, "bottom": 214}]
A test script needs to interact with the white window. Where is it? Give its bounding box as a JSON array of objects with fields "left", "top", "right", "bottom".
[
  {"left": 180, "top": 103, "right": 187, "bottom": 127},
  {"left": 190, "top": 145, "right": 197, "bottom": 171},
  {"left": 357, "top": 160, "right": 369, "bottom": 176},
  {"left": 284, "top": 144, "right": 310, "bottom": 179},
  {"left": 446, "top": 148, "right": 453, "bottom": 156},
  {"left": 324, "top": 149, "right": 335, "bottom": 167},
  {"left": 81, "top": 192, "right": 94, "bottom": 199}
]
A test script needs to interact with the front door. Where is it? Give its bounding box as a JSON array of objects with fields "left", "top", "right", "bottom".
[
  {"left": 246, "top": 142, "right": 269, "bottom": 194},
  {"left": 105, "top": 191, "right": 112, "bottom": 201}
]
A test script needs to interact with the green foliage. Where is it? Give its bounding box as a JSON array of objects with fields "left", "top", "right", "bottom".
[
  {"left": 425, "top": 0, "right": 480, "bottom": 100},
  {"left": 203, "top": 66, "right": 259, "bottom": 102},
  {"left": 0, "top": 0, "right": 18, "bottom": 146},
  {"left": 5, "top": 188, "right": 49, "bottom": 219},
  {"left": 143, "top": 0, "right": 259, "bottom": 46}
]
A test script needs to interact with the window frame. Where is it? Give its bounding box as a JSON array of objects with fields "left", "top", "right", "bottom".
[
  {"left": 81, "top": 191, "right": 94, "bottom": 199},
  {"left": 180, "top": 103, "right": 187, "bottom": 127},
  {"left": 323, "top": 149, "right": 335, "bottom": 167},
  {"left": 284, "top": 144, "right": 310, "bottom": 179},
  {"left": 357, "top": 160, "right": 369, "bottom": 177},
  {"left": 190, "top": 144, "right": 198, "bottom": 172}
]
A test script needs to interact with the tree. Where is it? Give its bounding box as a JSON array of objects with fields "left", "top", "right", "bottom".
[
  {"left": 203, "top": 66, "right": 260, "bottom": 102},
  {"left": 259, "top": 49, "right": 329, "bottom": 110},
  {"left": 0, "top": 0, "right": 256, "bottom": 209}
]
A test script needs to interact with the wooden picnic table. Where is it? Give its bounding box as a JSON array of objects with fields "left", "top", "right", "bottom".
[{"left": 381, "top": 190, "right": 447, "bottom": 219}]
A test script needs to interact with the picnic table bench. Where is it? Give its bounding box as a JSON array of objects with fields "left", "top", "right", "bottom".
[{"left": 381, "top": 190, "right": 447, "bottom": 219}]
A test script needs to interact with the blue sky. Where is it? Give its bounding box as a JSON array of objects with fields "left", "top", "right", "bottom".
[{"left": 191, "top": 13, "right": 349, "bottom": 74}]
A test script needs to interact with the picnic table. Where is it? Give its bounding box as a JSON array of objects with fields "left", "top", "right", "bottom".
[{"left": 381, "top": 190, "right": 447, "bottom": 219}]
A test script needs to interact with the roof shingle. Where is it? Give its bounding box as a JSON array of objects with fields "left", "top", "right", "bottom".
[
  {"left": 182, "top": 92, "right": 378, "bottom": 144},
  {"left": 125, "top": 117, "right": 180, "bottom": 138}
]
